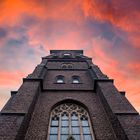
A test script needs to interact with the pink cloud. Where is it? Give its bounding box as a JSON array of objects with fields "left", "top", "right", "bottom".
[
  {"left": 0, "top": 0, "right": 140, "bottom": 113},
  {"left": 0, "top": 71, "right": 26, "bottom": 88}
]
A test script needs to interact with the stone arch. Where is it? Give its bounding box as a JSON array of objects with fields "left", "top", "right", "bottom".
[
  {"left": 50, "top": 99, "right": 90, "bottom": 114},
  {"left": 47, "top": 99, "right": 95, "bottom": 140}
]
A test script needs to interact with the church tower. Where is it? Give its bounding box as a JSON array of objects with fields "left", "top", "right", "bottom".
[{"left": 0, "top": 50, "right": 140, "bottom": 140}]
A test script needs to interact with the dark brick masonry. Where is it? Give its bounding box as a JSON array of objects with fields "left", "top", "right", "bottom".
[{"left": 0, "top": 50, "right": 140, "bottom": 140}]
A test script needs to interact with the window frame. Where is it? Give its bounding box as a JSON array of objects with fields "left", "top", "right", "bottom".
[
  {"left": 63, "top": 53, "right": 72, "bottom": 58},
  {"left": 72, "top": 76, "right": 81, "bottom": 84},
  {"left": 47, "top": 103, "right": 95, "bottom": 140},
  {"left": 55, "top": 75, "right": 65, "bottom": 84}
]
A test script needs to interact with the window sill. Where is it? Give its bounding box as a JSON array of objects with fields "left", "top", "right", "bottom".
[
  {"left": 71, "top": 83, "right": 83, "bottom": 84},
  {"left": 54, "top": 82, "right": 65, "bottom": 84}
]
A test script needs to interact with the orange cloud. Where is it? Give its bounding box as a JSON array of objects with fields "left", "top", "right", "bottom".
[
  {"left": 0, "top": 0, "right": 85, "bottom": 27},
  {"left": 83, "top": 0, "right": 140, "bottom": 31},
  {"left": 0, "top": 71, "right": 26, "bottom": 88},
  {"left": 83, "top": 0, "right": 140, "bottom": 49},
  {"left": 128, "top": 62, "right": 140, "bottom": 75},
  {"left": 0, "top": 0, "right": 44, "bottom": 26}
]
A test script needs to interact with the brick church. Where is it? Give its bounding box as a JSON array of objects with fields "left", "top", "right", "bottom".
[{"left": 0, "top": 50, "right": 140, "bottom": 140}]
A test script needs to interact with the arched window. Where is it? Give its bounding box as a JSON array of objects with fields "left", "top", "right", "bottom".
[
  {"left": 67, "top": 64, "right": 73, "bottom": 69},
  {"left": 64, "top": 53, "right": 71, "bottom": 56},
  {"left": 61, "top": 63, "right": 73, "bottom": 69},
  {"left": 72, "top": 76, "right": 80, "bottom": 84},
  {"left": 62, "top": 64, "right": 67, "bottom": 69},
  {"left": 56, "top": 75, "right": 64, "bottom": 83},
  {"left": 63, "top": 53, "right": 72, "bottom": 58},
  {"left": 48, "top": 103, "right": 95, "bottom": 140}
]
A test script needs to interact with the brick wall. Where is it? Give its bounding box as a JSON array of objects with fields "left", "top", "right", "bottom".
[
  {"left": 25, "top": 91, "right": 116, "bottom": 140},
  {"left": 43, "top": 70, "right": 93, "bottom": 90}
]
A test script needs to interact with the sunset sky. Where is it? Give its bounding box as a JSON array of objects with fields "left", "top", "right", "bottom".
[{"left": 0, "top": 0, "right": 140, "bottom": 113}]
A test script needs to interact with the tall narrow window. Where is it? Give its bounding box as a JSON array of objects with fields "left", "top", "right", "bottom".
[
  {"left": 48, "top": 103, "right": 95, "bottom": 140},
  {"left": 56, "top": 75, "right": 64, "bottom": 83}
]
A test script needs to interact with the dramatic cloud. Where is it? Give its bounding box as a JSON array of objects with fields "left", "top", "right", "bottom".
[{"left": 0, "top": 0, "right": 140, "bottom": 112}]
